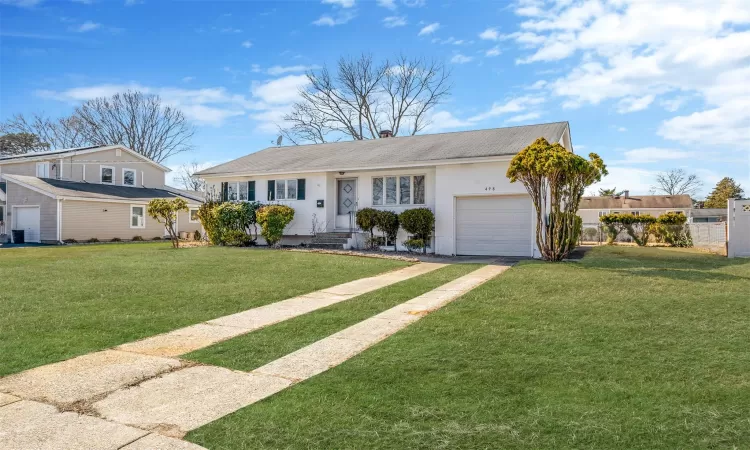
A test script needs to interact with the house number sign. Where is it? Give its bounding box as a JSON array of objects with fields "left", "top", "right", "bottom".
[{"left": 484, "top": 186, "right": 496, "bottom": 191}]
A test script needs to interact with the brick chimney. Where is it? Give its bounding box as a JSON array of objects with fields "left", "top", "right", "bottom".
[{"left": 379, "top": 129, "right": 393, "bottom": 138}]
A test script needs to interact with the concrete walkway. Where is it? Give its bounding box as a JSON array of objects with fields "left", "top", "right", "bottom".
[{"left": 0, "top": 263, "right": 509, "bottom": 448}]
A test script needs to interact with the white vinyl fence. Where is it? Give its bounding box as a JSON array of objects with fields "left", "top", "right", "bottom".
[
  {"left": 728, "top": 199, "right": 750, "bottom": 258},
  {"left": 688, "top": 223, "right": 727, "bottom": 248}
]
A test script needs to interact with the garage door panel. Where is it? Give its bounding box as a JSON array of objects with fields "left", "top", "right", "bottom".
[
  {"left": 14, "top": 207, "right": 41, "bottom": 243},
  {"left": 455, "top": 196, "right": 532, "bottom": 256}
]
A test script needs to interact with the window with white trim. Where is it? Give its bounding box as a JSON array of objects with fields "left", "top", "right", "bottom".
[
  {"left": 101, "top": 166, "right": 115, "bottom": 184},
  {"left": 189, "top": 208, "right": 200, "bottom": 223},
  {"left": 274, "top": 179, "right": 298, "bottom": 200},
  {"left": 36, "top": 162, "right": 50, "bottom": 178},
  {"left": 130, "top": 205, "right": 145, "bottom": 228},
  {"left": 122, "top": 168, "right": 136, "bottom": 186},
  {"left": 372, "top": 175, "right": 425, "bottom": 206}
]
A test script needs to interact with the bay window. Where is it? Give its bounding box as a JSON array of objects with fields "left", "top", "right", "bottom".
[{"left": 372, "top": 175, "right": 425, "bottom": 206}]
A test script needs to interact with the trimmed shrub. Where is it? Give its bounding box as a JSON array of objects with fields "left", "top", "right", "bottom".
[
  {"left": 132, "top": 235, "right": 144, "bottom": 241},
  {"left": 152, "top": 236, "right": 162, "bottom": 241},
  {"left": 355, "top": 208, "right": 379, "bottom": 237},
  {"left": 110, "top": 237, "right": 122, "bottom": 242},
  {"left": 256, "top": 204, "right": 295, "bottom": 247},
  {"left": 374, "top": 210, "right": 399, "bottom": 246},
  {"left": 399, "top": 208, "right": 434, "bottom": 253},
  {"left": 193, "top": 230, "right": 202, "bottom": 241},
  {"left": 600, "top": 213, "right": 656, "bottom": 246},
  {"left": 197, "top": 200, "right": 222, "bottom": 244},
  {"left": 63, "top": 238, "right": 78, "bottom": 244},
  {"left": 652, "top": 212, "right": 692, "bottom": 247},
  {"left": 403, "top": 238, "right": 425, "bottom": 253},
  {"left": 197, "top": 201, "right": 260, "bottom": 246},
  {"left": 86, "top": 238, "right": 100, "bottom": 243}
]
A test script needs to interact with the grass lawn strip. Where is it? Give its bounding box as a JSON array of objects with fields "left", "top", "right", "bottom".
[
  {"left": 0, "top": 244, "right": 407, "bottom": 377},
  {"left": 114, "top": 262, "right": 445, "bottom": 357},
  {"left": 185, "top": 264, "right": 480, "bottom": 371},
  {"left": 186, "top": 247, "right": 750, "bottom": 449},
  {"left": 90, "top": 265, "right": 508, "bottom": 438}
]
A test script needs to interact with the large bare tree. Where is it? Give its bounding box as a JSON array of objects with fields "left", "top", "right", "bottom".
[
  {"left": 174, "top": 161, "right": 206, "bottom": 192},
  {"left": 281, "top": 54, "right": 451, "bottom": 144},
  {"left": 1, "top": 91, "right": 194, "bottom": 163},
  {"left": 650, "top": 168, "right": 703, "bottom": 197}
]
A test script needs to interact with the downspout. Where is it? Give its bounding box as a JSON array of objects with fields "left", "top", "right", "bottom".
[{"left": 57, "top": 198, "right": 62, "bottom": 244}]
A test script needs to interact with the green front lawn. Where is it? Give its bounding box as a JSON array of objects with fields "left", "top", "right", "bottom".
[
  {"left": 0, "top": 244, "right": 408, "bottom": 376},
  {"left": 187, "top": 247, "right": 750, "bottom": 449},
  {"left": 185, "top": 264, "right": 479, "bottom": 371}
]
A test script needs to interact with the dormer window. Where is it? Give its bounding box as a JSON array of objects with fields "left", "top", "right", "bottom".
[{"left": 100, "top": 166, "right": 115, "bottom": 184}]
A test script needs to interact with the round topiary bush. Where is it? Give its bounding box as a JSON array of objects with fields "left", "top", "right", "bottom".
[
  {"left": 399, "top": 208, "right": 434, "bottom": 253},
  {"left": 374, "top": 210, "right": 399, "bottom": 246},
  {"left": 356, "top": 208, "right": 379, "bottom": 237}
]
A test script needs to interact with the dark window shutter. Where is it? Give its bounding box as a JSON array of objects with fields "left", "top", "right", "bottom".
[
  {"left": 267, "top": 180, "right": 275, "bottom": 201},
  {"left": 220, "top": 182, "right": 228, "bottom": 202},
  {"left": 297, "top": 179, "right": 306, "bottom": 200},
  {"left": 248, "top": 181, "right": 256, "bottom": 201}
]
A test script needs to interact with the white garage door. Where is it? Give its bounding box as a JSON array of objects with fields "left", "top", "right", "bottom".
[
  {"left": 455, "top": 196, "right": 532, "bottom": 256},
  {"left": 14, "top": 206, "right": 41, "bottom": 243}
]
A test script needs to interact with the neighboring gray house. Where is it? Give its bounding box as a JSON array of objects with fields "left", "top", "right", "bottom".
[
  {"left": 197, "top": 122, "right": 575, "bottom": 257},
  {"left": 0, "top": 145, "right": 202, "bottom": 244},
  {"left": 690, "top": 208, "right": 727, "bottom": 223},
  {"left": 578, "top": 193, "right": 693, "bottom": 223}
]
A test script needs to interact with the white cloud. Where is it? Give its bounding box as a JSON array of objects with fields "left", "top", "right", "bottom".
[
  {"left": 241, "top": 40, "right": 252, "bottom": 48},
  {"left": 402, "top": 0, "right": 425, "bottom": 6},
  {"left": 322, "top": 0, "right": 354, "bottom": 7},
  {"left": 619, "top": 147, "right": 697, "bottom": 164},
  {"left": 469, "top": 95, "right": 545, "bottom": 122},
  {"left": 617, "top": 127, "right": 627, "bottom": 132},
  {"left": 251, "top": 64, "right": 262, "bottom": 73},
  {"left": 313, "top": 10, "right": 356, "bottom": 26},
  {"left": 0, "top": 0, "right": 42, "bottom": 6},
  {"left": 36, "top": 83, "right": 261, "bottom": 126},
  {"left": 485, "top": 46, "right": 501, "bottom": 57},
  {"left": 74, "top": 21, "right": 100, "bottom": 32},
  {"left": 424, "top": 111, "right": 472, "bottom": 131},
  {"left": 266, "top": 65, "right": 319, "bottom": 75},
  {"left": 124, "top": 0, "right": 142, "bottom": 5},
  {"left": 450, "top": 54, "right": 473, "bottom": 64},
  {"left": 250, "top": 75, "right": 309, "bottom": 105},
  {"left": 376, "top": 0, "right": 396, "bottom": 10},
  {"left": 418, "top": 22, "right": 439, "bottom": 36},
  {"left": 182, "top": 76, "right": 195, "bottom": 83},
  {"left": 506, "top": 112, "right": 541, "bottom": 123},
  {"left": 383, "top": 16, "right": 407, "bottom": 28},
  {"left": 616, "top": 94, "right": 654, "bottom": 113},
  {"left": 479, "top": 27, "right": 499, "bottom": 41},
  {"left": 590, "top": 166, "right": 660, "bottom": 196},
  {"left": 505, "top": 0, "right": 750, "bottom": 147}
]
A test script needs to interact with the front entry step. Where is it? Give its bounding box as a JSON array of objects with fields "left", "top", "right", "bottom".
[{"left": 309, "top": 232, "right": 353, "bottom": 249}]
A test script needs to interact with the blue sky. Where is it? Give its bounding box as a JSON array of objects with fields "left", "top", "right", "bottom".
[{"left": 2, "top": 0, "right": 749, "bottom": 196}]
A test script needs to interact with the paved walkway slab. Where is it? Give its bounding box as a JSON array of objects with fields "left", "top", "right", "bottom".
[
  {"left": 94, "top": 366, "right": 292, "bottom": 438},
  {"left": 117, "top": 262, "right": 445, "bottom": 357},
  {"left": 0, "top": 400, "right": 148, "bottom": 450},
  {"left": 121, "top": 432, "right": 208, "bottom": 449},
  {"left": 0, "top": 350, "right": 183, "bottom": 405}
]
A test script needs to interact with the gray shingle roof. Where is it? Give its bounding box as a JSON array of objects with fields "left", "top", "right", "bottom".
[
  {"left": 3, "top": 174, "right": 201, "bottom": 204},
  {"left": 197, "top": 122, "right": 570, "bottom": 177},
  {"left": 580, "top": 195, "right": 693, "bottom": 209},
  {"left": 0, "top": 145, "right": 105, "bottom": 161},
  {"left": 691, "top": 208, "right": 727, "bottom": 218}
]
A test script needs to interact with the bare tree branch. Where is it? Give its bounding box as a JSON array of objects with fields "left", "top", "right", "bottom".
[
  {"left": 281, "top": 54, "right": 451, "bottom": 144},
  {"left": 650, "top": 168, "right": 703, "bottom": 196},
  {"left": 174, "top": 161, "right": 206, "bottom": 192}
]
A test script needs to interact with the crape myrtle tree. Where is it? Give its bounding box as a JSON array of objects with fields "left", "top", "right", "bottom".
[
  {"left": 147, "top": 198, "right": 188, "bottom": 248},
  {"left": 507, "top": 137, "right": 607, "bottom": 261}
]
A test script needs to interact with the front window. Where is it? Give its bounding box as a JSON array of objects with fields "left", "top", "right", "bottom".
[
  {"left": 238, "top": 181, "right": 248, "bottom": 201},
  {"left": 227, "top": 183, "right": 238, "bottom": 201},
  {"left": 372, "top": 175, "right": 425, "bottom": 206},
  {"left": 123, "top": 169, "right": 136, "bottom": 186},
  {"left": 101, "top": 166, "right": 114, "bottom": 184},
  {"left": 130, "top": 205, "right": 145, "bottom": 228},
  {"left": 189, "top": 208, "right": 200, "bottom": 223},
  {"left": 273, "top": 179, "right": 298, "bottom": 200}
]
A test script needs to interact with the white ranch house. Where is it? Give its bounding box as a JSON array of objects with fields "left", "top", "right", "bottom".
[{"left": 197, "top": 122, "right": 574, "bottom": 257}]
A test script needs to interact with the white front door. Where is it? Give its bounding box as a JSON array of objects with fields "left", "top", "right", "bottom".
[
  {"left": 455, "top": 196, "right": 533, "bottom": 256},
  {"left": 335, "top": 178, "right": 357, "bottom": 230},
  {"left": 14, "top": 206, "right": 41, "bottom": 243}
]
